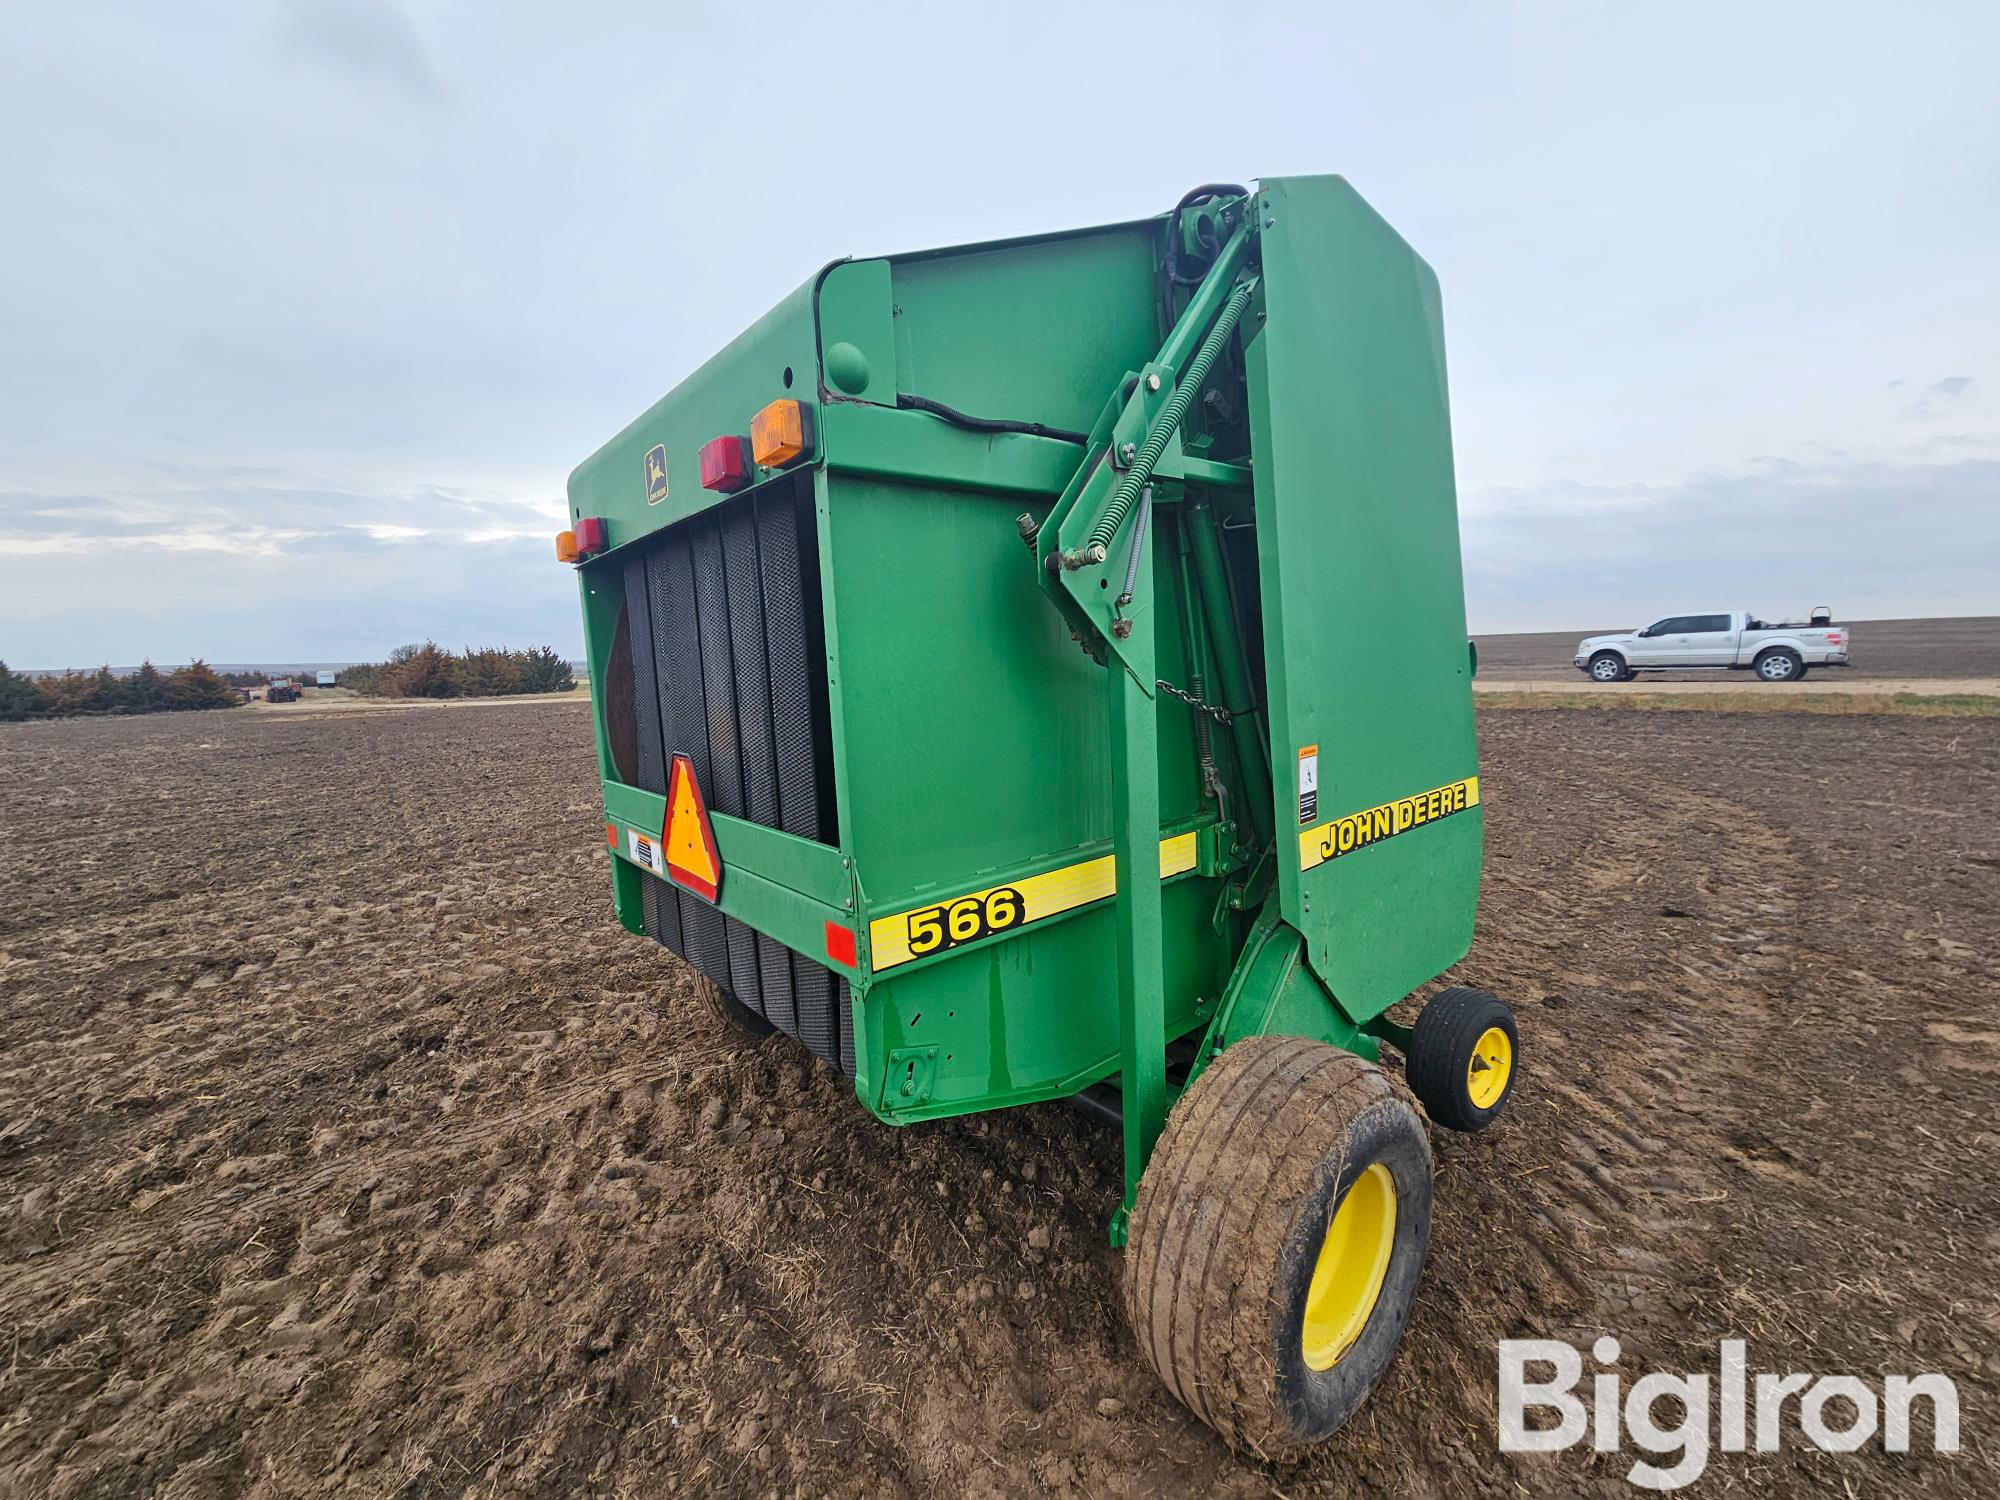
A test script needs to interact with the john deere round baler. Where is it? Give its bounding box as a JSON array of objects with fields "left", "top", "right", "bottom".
[{"left": 560, "top": 176, "right": 1519, "bottom": 1455}]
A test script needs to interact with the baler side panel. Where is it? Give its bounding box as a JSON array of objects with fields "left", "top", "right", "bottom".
[
  {"left": 821, "top": 476, "right": 1207, "bottom": 900},
  {"left": 883, "top": 229, "right": 1161, "bottom": 437},
  {"left": 1245, "top": 175, "right": 1481, "bottom": 1018}
]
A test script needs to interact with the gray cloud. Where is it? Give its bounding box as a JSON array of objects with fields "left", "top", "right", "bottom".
[
  {"left": 5, "top": 524, "right": 569, "bottom": 672},
  {"left": 0, "top": 470, "right": 568, "bottom": 667},
  {"left": 1463, "top": 454, "right": 2000, "bottom": 632},
  {"left": 2, "top": 4, "right": 1997, "bottom": 665},
  {"left": 1905, "top": 375, "right": 1978, "bottom": 419},
  {"left": 278, "top": 0, "right": 440, "bottom": 102}
]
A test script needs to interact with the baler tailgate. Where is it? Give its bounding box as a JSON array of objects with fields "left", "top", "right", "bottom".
[{"left": 1244, "top": 177, "right": 1481, "bottom": 1021}]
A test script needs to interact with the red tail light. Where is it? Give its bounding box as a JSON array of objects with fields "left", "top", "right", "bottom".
[
  {"left": 574, "top": 517, "right": 608, "bottom": 555},
  {"left": 824, "top": 920, "right": 857, "bottom": 969},
  {"left": 700, "top": 434, "right": 752, "bottom": 493}
]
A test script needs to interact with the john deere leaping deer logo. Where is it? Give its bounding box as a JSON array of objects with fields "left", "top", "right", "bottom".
[{"left": 643, "top": 444, "right": 668, "bottom": 505}]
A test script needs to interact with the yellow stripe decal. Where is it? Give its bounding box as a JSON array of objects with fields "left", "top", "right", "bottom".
[
  {"left": 1298, "top": 776, "right": 1479, "bottom": 872},
  {"left": 869, "top": 832, "right": 1197, "bottom": 973}
]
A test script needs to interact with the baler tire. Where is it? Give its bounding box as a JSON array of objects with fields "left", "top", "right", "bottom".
[
  {"left": 694, "top": 973, "right": 773, "bottom": 1039},
  {"left": 1406, "top": 987, "right": 1518, "bottom": 1131},
  {"left": 1122, "top": 1035, "right": 1433, "bottom": 1460}
]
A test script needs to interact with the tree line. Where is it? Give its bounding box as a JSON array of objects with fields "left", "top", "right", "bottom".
[
  {"left": 0, "top": 660, "right": 239, "bottom": 721},
  {"left": 339, "top": 642, "right": 575, "bottom": 699},
  {"left": 0, "top": 643, "right": 576, "bottom": 721}
]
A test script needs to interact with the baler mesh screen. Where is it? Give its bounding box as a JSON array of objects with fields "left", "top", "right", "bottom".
[{"left": 619, "top": 476, "right": 846, "bottom": 1073}]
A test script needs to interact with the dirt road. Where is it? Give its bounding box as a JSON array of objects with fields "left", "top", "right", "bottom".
[{"left": 1, "top": 702, "right": 1994, "bottom": 1496}]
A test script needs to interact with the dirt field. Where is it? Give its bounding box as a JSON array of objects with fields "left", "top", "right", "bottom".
[
  {"left": 1475, "top": 613, "right": 2000, "bottom": 683},
  {"left": 2, "top": 700, "right": 1995, "bottom": 1497}
]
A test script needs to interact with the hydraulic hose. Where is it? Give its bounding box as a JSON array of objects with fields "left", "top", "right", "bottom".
[
  {"left": 895, "top": 392, "right": 1087, "bottom": 446},
  {"left": 1163, "top": 184, "right": 1250, "bottom": 288}
]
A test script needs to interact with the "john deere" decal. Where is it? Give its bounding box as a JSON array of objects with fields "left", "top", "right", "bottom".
[{"left": 1298, "top": 776, "right": 1479, "bottom": 871}]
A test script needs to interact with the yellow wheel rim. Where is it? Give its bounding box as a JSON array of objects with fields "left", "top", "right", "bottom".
[
  {"left": 1466, "top": 1025, "right": 1513, "bottom": 1110},
  {"left": 1301, "top": 1162, "right": 1397, "bottom": 1371}
]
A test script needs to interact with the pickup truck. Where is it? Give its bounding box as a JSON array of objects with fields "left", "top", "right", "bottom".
[{"left": 1574, "top": 610, "right": 1851, "bottom": 683}]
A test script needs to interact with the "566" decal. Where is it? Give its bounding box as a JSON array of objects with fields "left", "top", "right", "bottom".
[
  {"left": 866, "top": 833, "right": 1198, "bottom": 972},
  {"left": 905, "top": 887, "right": 1024, "bottom": 958}
]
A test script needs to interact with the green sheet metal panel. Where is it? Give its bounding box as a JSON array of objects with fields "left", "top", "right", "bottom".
[
  {"left": 862, "top": 872, "right": 1225, "bottom": 1121},
  {"left": 566, "top": 280, "right": 819, "bottom": 546},
  {"left": 815, "top": 260, "right": 898, "bottom": 407},
  {"left": 818, "top": 474, "right": 1206, "bottom": 900},
  {"left": 884, "top": 226, "right": 1161, "bottom": 436},
  {"left": 1244, "top": 175, "right": 1481, "bottom": 1019},
  {"left": 818, "top": 471, "right": 1226, "bottom": 1120}
]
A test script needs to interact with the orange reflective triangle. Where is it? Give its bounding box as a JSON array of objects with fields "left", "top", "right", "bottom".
[{"left": 663, "top": 753, "right": 722, "bottom": 903}]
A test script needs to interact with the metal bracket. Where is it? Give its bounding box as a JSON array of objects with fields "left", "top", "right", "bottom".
[{"left": 882, "top": 1046, "right": 938, "bottom": 1113}]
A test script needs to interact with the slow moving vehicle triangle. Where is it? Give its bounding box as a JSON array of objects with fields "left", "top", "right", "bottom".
[{"left": 662, "top": 753, "right": 722, "bottom": 903}]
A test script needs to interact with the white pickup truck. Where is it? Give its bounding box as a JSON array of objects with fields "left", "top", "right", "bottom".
[{"left": 1574, "top": 610, "right": 1851, "bottom": 683}]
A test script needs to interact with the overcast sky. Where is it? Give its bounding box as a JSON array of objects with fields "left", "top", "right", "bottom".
[{"left": 2, "top": 2, "right": 1995, "bottom": 668}]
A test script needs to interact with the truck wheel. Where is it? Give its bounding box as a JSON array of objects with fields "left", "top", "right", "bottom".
[
  {"left": 1754, "top": 648, "right": 1804, "bottom": 683},
  {"left": 1406, "top": 987, "right": 1518, "bottom": 1131},
  {"left": 1123, "top": 1035, "right": 1432, "bottom": 1459},
  {"left": 694, "top": 973, "right": 773, "bottom": 1038},
  {"left": 1587, "top": 651, "right": 1626, "bottom": 683}
]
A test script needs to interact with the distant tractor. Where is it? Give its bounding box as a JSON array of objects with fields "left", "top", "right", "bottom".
[{"left": 266, "top": 678, "right": 300, "bottom": 703}]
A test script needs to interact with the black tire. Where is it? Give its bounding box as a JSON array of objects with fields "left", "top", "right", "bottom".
[
  {"left": 695, "top": 973, "right": 773, "bottom": 1038},
  {"left": 1123, "top": 1036, "right": 1433, "bottom": 1460},
  {"left": 1587, "top": 651, "right": 1627, "bottom": 684},
  {"left": 1753, "top": 648, "right": 1804, "bottom": 683},
  {"left": 1406, "top": 987, "right": 1518, "bottom": 1132}
]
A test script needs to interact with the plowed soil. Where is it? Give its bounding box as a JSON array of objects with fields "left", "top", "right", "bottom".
[{"left": 2, "top": 701, "right": 1995, "bottom": 1497}]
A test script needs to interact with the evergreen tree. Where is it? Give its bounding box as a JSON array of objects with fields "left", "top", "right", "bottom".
[
  {"left": 37, "top": 672, "right": 90, "bottom": 715},
  {"left": 166, "top": 659, "right": 239, "bottom": 711},
  {"left": 518, "top": 645, "right": 576, "bottom": 694},
  {"left": 391, "top": 641, "right": 461, "bottom": 698},
  {"left": 127, "top": 660, "right": 168, "bottom": 712},
  {"left": 86, "top": 665, "right": 126, "bottom": 714},
  {"left": 0, "top": 661, "right": 48, "bottom": 721},
  {"left": 458, "top": 646, "right": 524, "bottom": 696}
]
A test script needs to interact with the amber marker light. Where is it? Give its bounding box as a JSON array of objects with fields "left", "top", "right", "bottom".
[{"left": 750, "top": 399, "right": 813, "bottom": 468}]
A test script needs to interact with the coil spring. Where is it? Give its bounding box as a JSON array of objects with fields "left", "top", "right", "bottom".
[{"left": 1085, "top": 279, "right": 1257, "bottom": 553}]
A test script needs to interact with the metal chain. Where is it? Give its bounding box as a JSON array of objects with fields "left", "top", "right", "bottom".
[{"left": 1155, "top": 678, "right": 1234, "bottom": 725}]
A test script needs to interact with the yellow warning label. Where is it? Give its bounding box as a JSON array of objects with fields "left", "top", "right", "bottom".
[
  {"left": 869, "top": 832, "right": 1197, "bottom": 972},
  {"left": 1298, "top": 776, "right": 1479, "bottom": 872}
]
